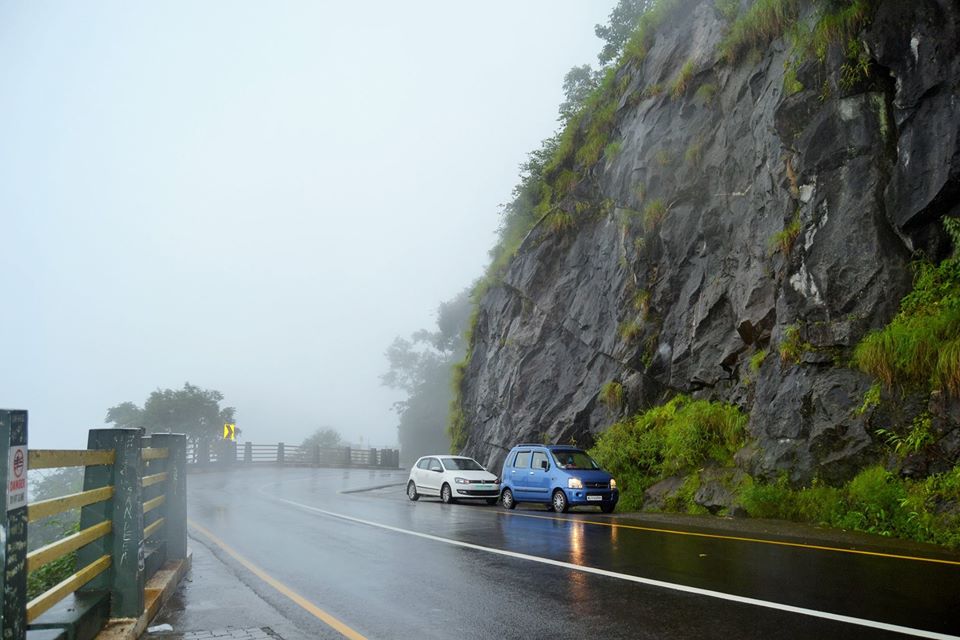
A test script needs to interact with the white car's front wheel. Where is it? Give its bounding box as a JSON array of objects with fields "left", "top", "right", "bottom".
[
  {"left": 407, "top": 481, "right": 419, "bottom": 501},
  {"left": 440, "top": 483, "right": 455, "bottom": 504}
]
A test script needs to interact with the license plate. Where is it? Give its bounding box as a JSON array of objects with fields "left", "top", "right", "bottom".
[
  {"left": 475, "top": 484, "right": 492, "bottom": 490},
  {"left": 586, "top": 495, "right": 603, "bottom": 502}
]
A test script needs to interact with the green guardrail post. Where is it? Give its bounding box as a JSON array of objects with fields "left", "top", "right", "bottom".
[
  {"left": 79, "top": 428, "right": 144, "bottom": 618},
  {"left": 198, "top": 440, "right": 210, "bottom": 468},
  {"left": 218, "top": 440, "right": 234, "bottom": 468},
  {"left": 342, "top": 446, "right": 351, "bottom": 467},
  {"left": 244, "top": 442, "right": 252, "bottom": 463},
  {"left": 0, "top": 409, "right": 28, "bottom": 640},
  {"left": 150, "top": 434, "right": 186, "bottom": 561},
  {"left": 277, "top": 443, "right": 284, "bottom": 464}
]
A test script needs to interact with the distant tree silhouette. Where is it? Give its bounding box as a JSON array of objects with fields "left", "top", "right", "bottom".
[
  {"left": 105, "top": 382, "right": 236, "bottom": 446},
  {"left": 382, "top": 289, "right": 471, "bottom": 464},
  {"left": 301, "top": 426, "right": 342, "bottom": 449}
]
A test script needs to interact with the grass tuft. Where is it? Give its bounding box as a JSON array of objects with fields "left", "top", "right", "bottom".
[
  {"left": 719, "top": 0, "right": 802, "bottom": 64},
  {"left": 619, "top": 321, "right": 644, "bottom": 344},
  {"left": 694, "top": 83, "right": 718, "bottom": 106},
  {"left": 670, "top": 60, "right": 696, "bottom": 100},
  {"left": 643, "top": 199, "right": 668, "bottom": 232},
  {"left": 600, "top": 381, "right": 625, "bottom": 411},
  {"left": 770, "top": 210, "right": 802, "bottom": 255}
]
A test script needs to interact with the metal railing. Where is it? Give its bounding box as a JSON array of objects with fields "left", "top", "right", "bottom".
[
  {"left": 1, "top": 409, "right": 187, "bottom": 640},
  {"left": 184, "top": 440, "right": 401, "bottom": 469}
]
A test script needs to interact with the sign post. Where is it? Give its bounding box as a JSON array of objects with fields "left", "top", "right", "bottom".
[{"left": 0, "top": 409, "right": 28, "bottom": 640}]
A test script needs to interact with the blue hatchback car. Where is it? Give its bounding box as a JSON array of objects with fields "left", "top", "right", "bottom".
[{"left": 499, "top": 444, "right": 618, "bottom": 513}]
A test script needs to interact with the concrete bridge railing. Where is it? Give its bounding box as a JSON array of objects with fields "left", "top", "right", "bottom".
[
  {"left": 185, "top": 440, "right": 401, "bottom": 470},
  {"left": 2, "top": 409, "right": 189, "bottom": 640}
]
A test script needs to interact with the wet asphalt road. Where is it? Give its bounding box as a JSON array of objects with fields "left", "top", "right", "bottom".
[{"left": 177, "top": 467, "right": 960, "bottom": 640}]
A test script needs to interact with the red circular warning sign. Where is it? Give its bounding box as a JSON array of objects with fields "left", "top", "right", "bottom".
[{"left": 13, "top": 449, "right": 24, "bottom": 478}]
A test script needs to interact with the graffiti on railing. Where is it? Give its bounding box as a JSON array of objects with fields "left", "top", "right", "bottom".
[{"left": 2, "top": 409, "right": 188, "bottom": 640}]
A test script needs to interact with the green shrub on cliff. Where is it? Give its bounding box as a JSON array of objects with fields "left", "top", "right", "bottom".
[
  {"left": 854, "top": 218, "right": 960, "bottom": 395},
  {"left": 600, "top": 381, "right": 625, "bottom": 411},
  {"left": 719, "top": 0, "right": 802, "bottom": 63},
  {"left": 589, "top": 396, "right": 747, "bottom": 510}
]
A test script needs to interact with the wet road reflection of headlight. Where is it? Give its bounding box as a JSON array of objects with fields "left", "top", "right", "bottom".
[{"left": 568, "top": 477, "right": 583, "bottom": 489}]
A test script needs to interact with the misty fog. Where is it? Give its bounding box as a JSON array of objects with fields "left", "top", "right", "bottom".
[{"left": 0, "top": 1, "right": 615, "bottom": 450}]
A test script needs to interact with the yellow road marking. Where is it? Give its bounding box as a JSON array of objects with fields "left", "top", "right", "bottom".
[
  {"left": 493, "top": 510, "right": 960, "bottom": 567},
  {"left": 189, "top": 519, "right": 367, "bottom": 640}
]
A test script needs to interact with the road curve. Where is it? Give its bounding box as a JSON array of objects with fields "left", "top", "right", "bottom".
[{"left": 178, "top": 467, "right": 960, "bottom": 640}]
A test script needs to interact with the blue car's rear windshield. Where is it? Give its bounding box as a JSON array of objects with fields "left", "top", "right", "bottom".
[
  {"left": 441, "top": 457, "right": 484, "bottom": 471},
  {"left": 551, "top": 450, "right": 599, "bottom": 470}
]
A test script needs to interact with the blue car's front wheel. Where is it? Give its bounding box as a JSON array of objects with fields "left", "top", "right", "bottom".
[
  {"left": 501, "top": 487, "right": 516, "bottom": 509},
  {"left": 552, "top": 489, "right": 569, "bottom": 513}
]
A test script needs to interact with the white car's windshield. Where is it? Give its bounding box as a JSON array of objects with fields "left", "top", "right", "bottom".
[
  {"left": 551, "top": 450, "right": 599, "bottom": 470},
  {"left": 441, "top": 457, "right": 484, "bottom": 471}
]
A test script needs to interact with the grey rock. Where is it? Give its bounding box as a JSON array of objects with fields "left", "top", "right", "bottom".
[
  {"left": 642, "top": 476, "right": 686, "bottom": 512},
  {"left": 694, "top": 467, "right": 747, "bottom": 515},
  {"left": 460, "top": 0, "right": 957, "bottom": 488}
]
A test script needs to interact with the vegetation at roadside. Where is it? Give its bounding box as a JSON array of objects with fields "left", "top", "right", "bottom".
[
  {"left": 28, "top": 544, "right": 77, "bottom": 600},
  {"left": 589, "top": 396, "right": 747, "bottom": 511},
  {"left": 740, "top": 466, "right": 960, "bottom": 548},
  {"left": 28, "top": 468, "right": 84, "bottom": 599}
]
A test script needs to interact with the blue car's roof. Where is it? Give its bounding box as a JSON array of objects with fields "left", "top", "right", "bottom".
[{"left": 512, "top": 444, "right": 583, "bottom": 452}]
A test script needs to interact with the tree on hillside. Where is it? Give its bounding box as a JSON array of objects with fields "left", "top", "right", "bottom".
[
  {"left": 301, "top": 427, "right": 342, "bottom": 449},
  {"left": 559, "top": 65, "right": 599, "bottom": 124},
  {"left": 595, "top": 0, "right": 655, "bottom": 66},
  {"left": 382, "top": 289, "right": 472, "bottom": 464},
  {"left": 105, "top": 382, "right": 235, "bottom": 446}
]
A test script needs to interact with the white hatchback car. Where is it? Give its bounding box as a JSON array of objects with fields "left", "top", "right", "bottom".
[{"left": 407, "top": 455, "right": 500, "bottom": 505}]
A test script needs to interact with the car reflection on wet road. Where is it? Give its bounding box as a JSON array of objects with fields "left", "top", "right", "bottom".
[{"left": 180, "top": 467, "right": 960, "bottom": 640}]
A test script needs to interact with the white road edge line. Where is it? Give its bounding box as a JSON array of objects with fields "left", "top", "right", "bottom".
[{"left": 275, "top": 496, "right": 958, "bottom": 640}]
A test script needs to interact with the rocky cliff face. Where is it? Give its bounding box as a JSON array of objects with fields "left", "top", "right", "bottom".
[{"left": 460, "top": 0, "right": 960, "bottom": 488}]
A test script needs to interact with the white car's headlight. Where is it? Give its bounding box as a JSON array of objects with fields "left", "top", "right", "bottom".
[
  {"left": 567, "top": 477, "right": 583, "bottom": 489},
  {"left": 455, "top": 477, "right": 469, "bottom": 484},
  {"left": 610, "top": 478, "right": 617, "bottom": 490}
]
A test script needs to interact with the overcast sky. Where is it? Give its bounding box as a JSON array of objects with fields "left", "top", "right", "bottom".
[{"left": 1, "top": 1, "right": 615, "bottom": 450}]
